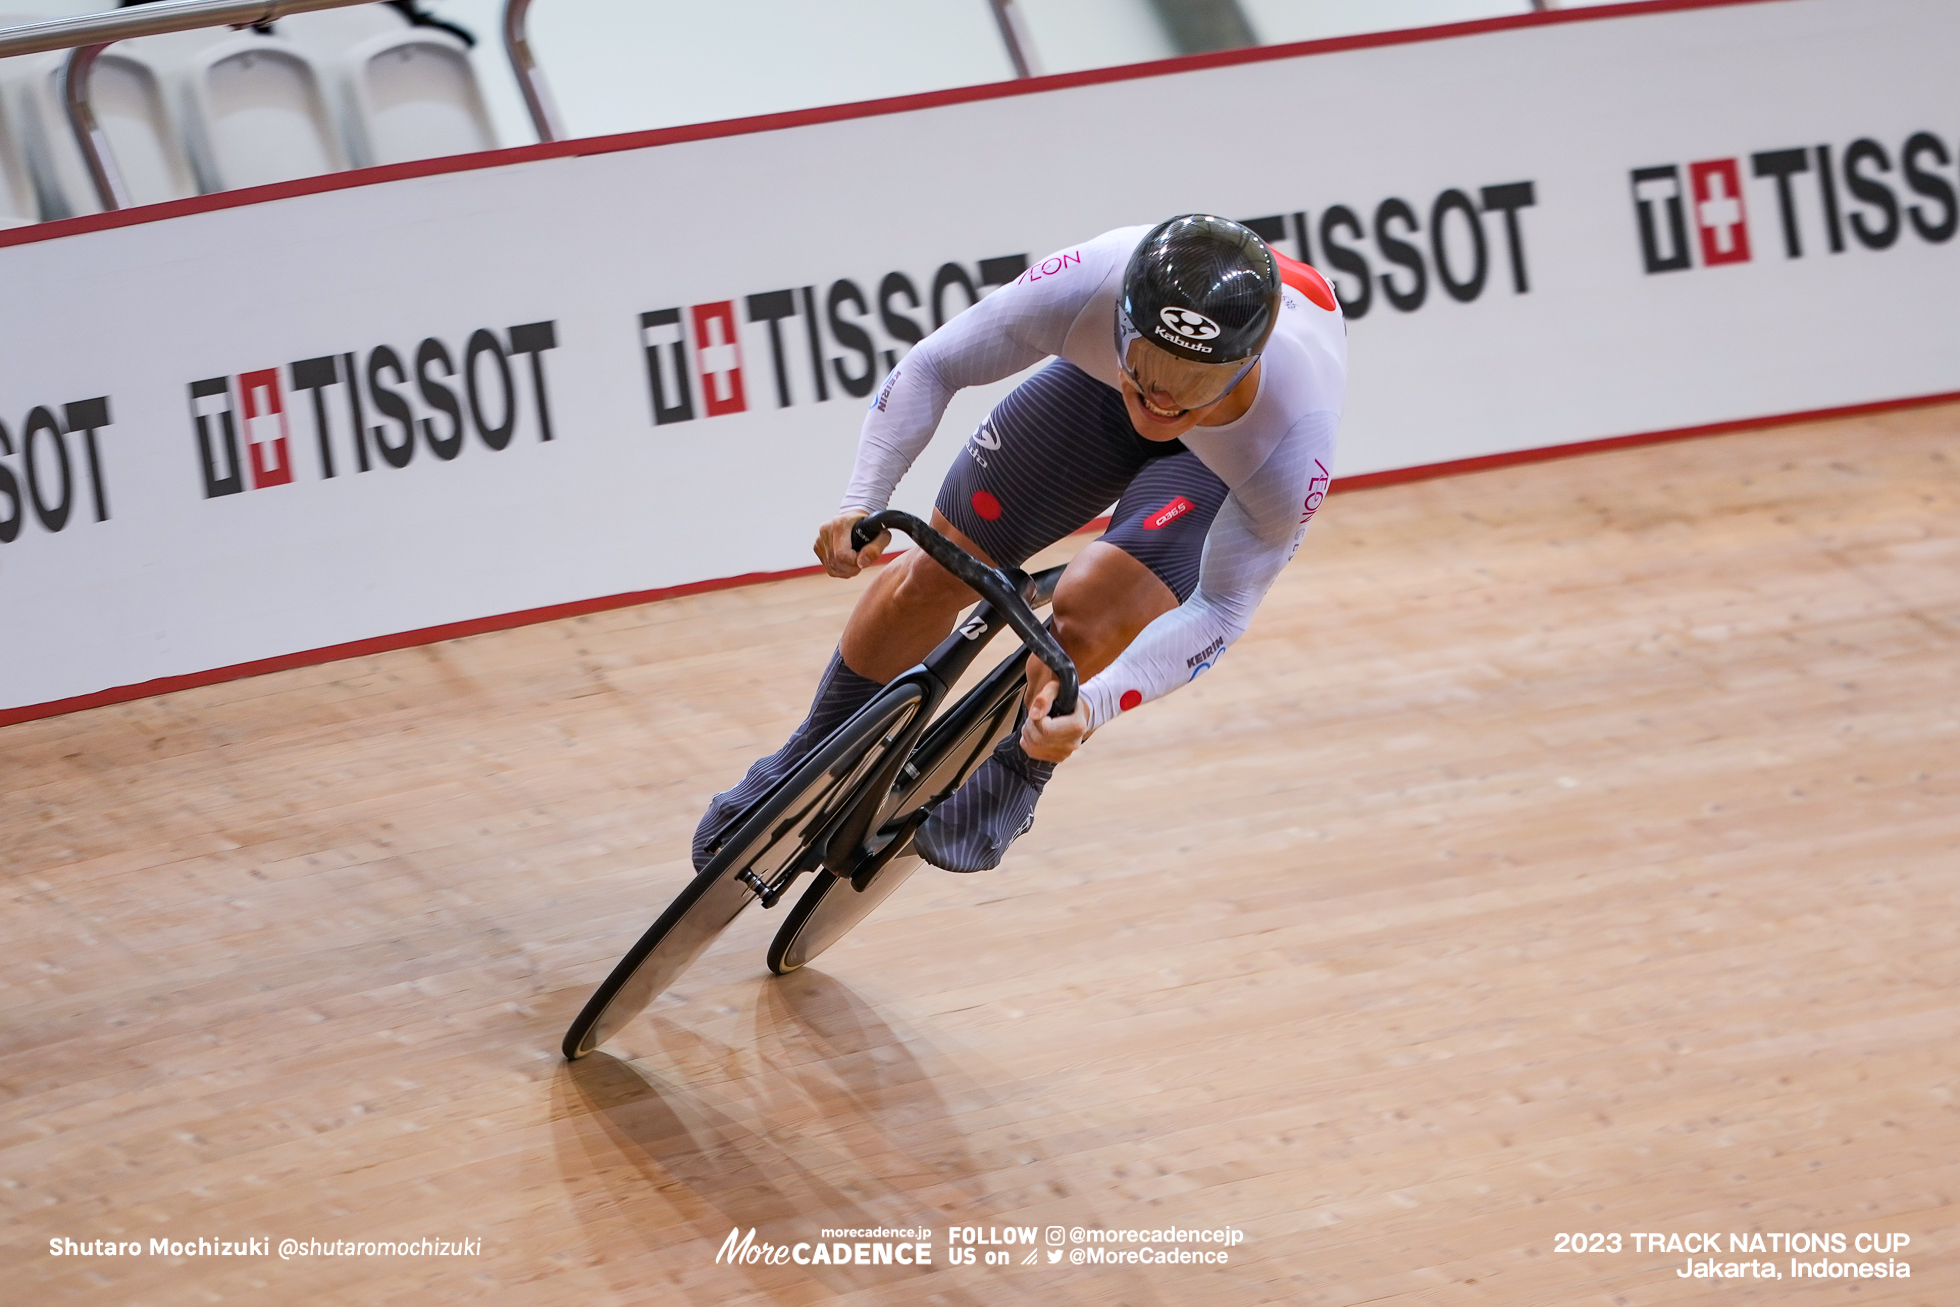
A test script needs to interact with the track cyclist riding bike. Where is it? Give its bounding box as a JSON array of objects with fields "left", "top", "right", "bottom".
[{"left": 696, "top": 214, "right": 1348, "bottom": 875}]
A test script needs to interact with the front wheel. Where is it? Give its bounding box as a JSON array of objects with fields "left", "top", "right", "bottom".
[
  {"left": 767, "top": 654, "right": 1028, "bottom": 975},
  {"left": 561, "top": 684, "right": 924, "bottom": 1059},
  {"left": 766, "top": 849, "right": 928, "bottom": 976}
]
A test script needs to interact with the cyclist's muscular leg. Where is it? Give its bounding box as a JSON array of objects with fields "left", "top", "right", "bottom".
[
  {"left": 1024, "top": 445, "right": 1228, "bottom": 723},
  {"left": 916, "top": 441, "right": 1223, "bottom": 873},
  {"left": 915, "top": 541, "right": 1177, "bottom": 873},
  {"left": 846, "top": 520, "right": 1174, "bottom": 708},
  {"left": 710, "top": 359, "right": 1195, "bottom": 874},
  {"left": 839, "top": 511, "right": 994, "bottom": 683},
  {"left": 693, "top": 511, "right": 992, "bottom": 870},
  {"left": 1037, "top": 538, "right": 1179, "bottom": 692}
]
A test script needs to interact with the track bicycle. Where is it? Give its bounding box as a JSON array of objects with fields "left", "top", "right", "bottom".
[{"left": 561, "top": 510, "right": 1077, "bottom": 1060}]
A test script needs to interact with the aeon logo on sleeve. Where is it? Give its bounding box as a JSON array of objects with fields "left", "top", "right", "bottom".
[
  {"left": 1299, "top": 458, "right": 1330, "bottom": 523},
  {"left": 1631, "top": 128, "right": 1958, "bottom": 274}
]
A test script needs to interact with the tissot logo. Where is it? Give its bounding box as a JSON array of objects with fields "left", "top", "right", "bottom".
[
  {"left": 1630, "top": 166, "right": 1693, "bottom": 273},
  {"left": 640, "top": 255, "right": 1030, "bottom": 426},
  {"left": 189, "top": 369, "right": 294, "bottom": 494},
  {"left": 0, "top": 396, "right": 114, "bottom": 544},
  {"left": 1632, "top": 160, "right": 1752, "bottom": 271},
  {"left": 189, "top": 321, "right": 559, "bottom": 498},
  {"left": 690, "top": 302, "right": 746, "bottom": 418},
  {"left": 1633, "top": 128, "right": 1957, "bottom": 273},
  {"left": 1690, "top": 159, "right": 1751, "bottom": 265},
  {"left": 1237, "top": 179, "right": 1538, "bottom": 320},
  {"left": 1159, "top": 307, "right": 1220, "bottom": 341}
]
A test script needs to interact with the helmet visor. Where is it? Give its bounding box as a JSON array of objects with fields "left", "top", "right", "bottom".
[{"left": 1116, "top": 313, "right": 1258, "bottom": 414}]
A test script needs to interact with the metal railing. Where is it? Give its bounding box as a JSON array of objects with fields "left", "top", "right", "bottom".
[
  {"left": 0, "top": 0, "right": 359, "bottom": 58},
  {"left": 501, "top": 0, "right": 561, "bottom": 143},
  {"left": 0, "top": 0, "right": 565, "bottom": 211},
  {"left": 987, "top": 0, "right": 1039, "bottom": 79},
  {"left": 0, "top": 0, "right": 1581, "bottom": 215}
]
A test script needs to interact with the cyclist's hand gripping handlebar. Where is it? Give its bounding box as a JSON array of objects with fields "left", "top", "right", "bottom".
[{"left": 850, "top": 510, "right": 1079, "bottom": 717}]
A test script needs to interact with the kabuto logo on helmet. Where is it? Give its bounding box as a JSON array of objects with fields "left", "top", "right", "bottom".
[{"left": 1159, "top": 307, "right": 1221, "bottom": 341}]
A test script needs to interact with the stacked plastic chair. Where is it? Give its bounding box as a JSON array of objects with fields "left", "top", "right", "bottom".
[
  {"left": 0, "top": 1, "right": 498, "bottom": 222},
  {"left": 177, "top": 24, "right": 348, "bottom": 190},
  {"left": 0, "top": 38, "right": 35, "bottom": 227},
  {"left": 283, "top": 6, "right": 495, "bottom": 167},
  {"left": 0, "top": 24, "right": 200, "bottom": 217}
]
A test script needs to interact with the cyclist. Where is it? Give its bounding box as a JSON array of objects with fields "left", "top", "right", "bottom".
[{"left": 695, "top": 214, "right": 1346, "bottom": 873}]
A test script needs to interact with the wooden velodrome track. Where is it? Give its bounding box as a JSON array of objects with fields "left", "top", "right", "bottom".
[{"left": 6, "top": 403, "right": 1956, "bottom": 1306}]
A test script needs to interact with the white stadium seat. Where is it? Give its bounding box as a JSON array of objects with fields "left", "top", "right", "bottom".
[
  {"left": 338, "top": 28, "right": 494, "bottom": 166},
  {"left": 0, "top": 49, "right": 114, "bottom": 218},
  {"left": 178, "top": 32, "right": 346, "bottom": 191},
  {"left": 0, "top": 140, "right": 33, "bottom": 226},
  {"left": 0, "top": 4, "right": 498, "bottom": 215},
  {"left": 0, "top": 14, "right": 39, "bottom": 223},
  {"left": 0, "top": 76, "right": 34, "bottom": 225},
  {"left": 277, "top": 7, "right": 497, "bottom": 168},
  {"left": 87, "top": 49, "right": 198, "bottom": 204},
  {"left": 0, "top": 29, "right": 201, "bottom": 217}
]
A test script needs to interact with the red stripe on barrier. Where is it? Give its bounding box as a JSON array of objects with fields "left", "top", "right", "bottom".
[
  {"left": 0, "top": 564, "right": 821, "bottom": 729},
  {"left": 3, "top": 387, "right": 1952, "bottom": 732},
  {"left": 1333, "top": 390, "right": 1960, "bottom": 490},
  {"left": 0, "top": 0, "right": 1790, "bottom": 253}
]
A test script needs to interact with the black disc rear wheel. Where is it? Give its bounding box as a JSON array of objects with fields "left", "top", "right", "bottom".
[
  {"left": 561, "top": 684, "right": 923, "bottom": 1059},
  {"left": 767, "top": 663, "right": 1026, "bottom": 976}
]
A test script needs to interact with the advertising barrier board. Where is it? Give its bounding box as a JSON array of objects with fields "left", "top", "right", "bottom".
[{"left": 2, "top": 0, "right": 1956, "bottom": 721}]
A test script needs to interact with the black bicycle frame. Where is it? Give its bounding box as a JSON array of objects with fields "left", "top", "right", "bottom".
[
  {"left": 756, "top": 513, "right": 1078, "bottom": 903},
  {"left": 851, "top": 510, "right": 1079, "bottom": 716},
  {"left": 816, "top": 566, "right": 1054, "bottom": 875}
]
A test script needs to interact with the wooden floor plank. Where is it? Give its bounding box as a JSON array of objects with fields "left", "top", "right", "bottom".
[{"left": 5, "top": 404, "right": 1957, "bottom": 1304}]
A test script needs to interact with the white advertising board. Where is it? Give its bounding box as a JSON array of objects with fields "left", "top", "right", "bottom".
[{"left": 2, "top": 0, "right": 1957, "bottom": 720}]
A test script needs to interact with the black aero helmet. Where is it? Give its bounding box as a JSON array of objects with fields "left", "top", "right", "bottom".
[{"left": 1119, "top": 214, "right": 1280, "bottom": 366}]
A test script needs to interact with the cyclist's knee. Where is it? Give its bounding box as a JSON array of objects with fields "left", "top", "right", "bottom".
[
  {"left": 1050, "top": 544, "right": 1176, "bottom": 677},
  {"left": 885, "top": 548, "right": 976, "bottom": 617},
  {"left": 1049, "top": 605, "right": 1129, "bottom": 679}
]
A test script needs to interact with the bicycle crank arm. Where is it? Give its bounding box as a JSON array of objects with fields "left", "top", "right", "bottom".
[{"left": 847, "top": 809, "right": 930, "bottom": 893}]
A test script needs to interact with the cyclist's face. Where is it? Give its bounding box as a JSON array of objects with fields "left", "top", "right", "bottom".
[{"left": 1117, "top": 337, "right": 1257, "bottom": 440}]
